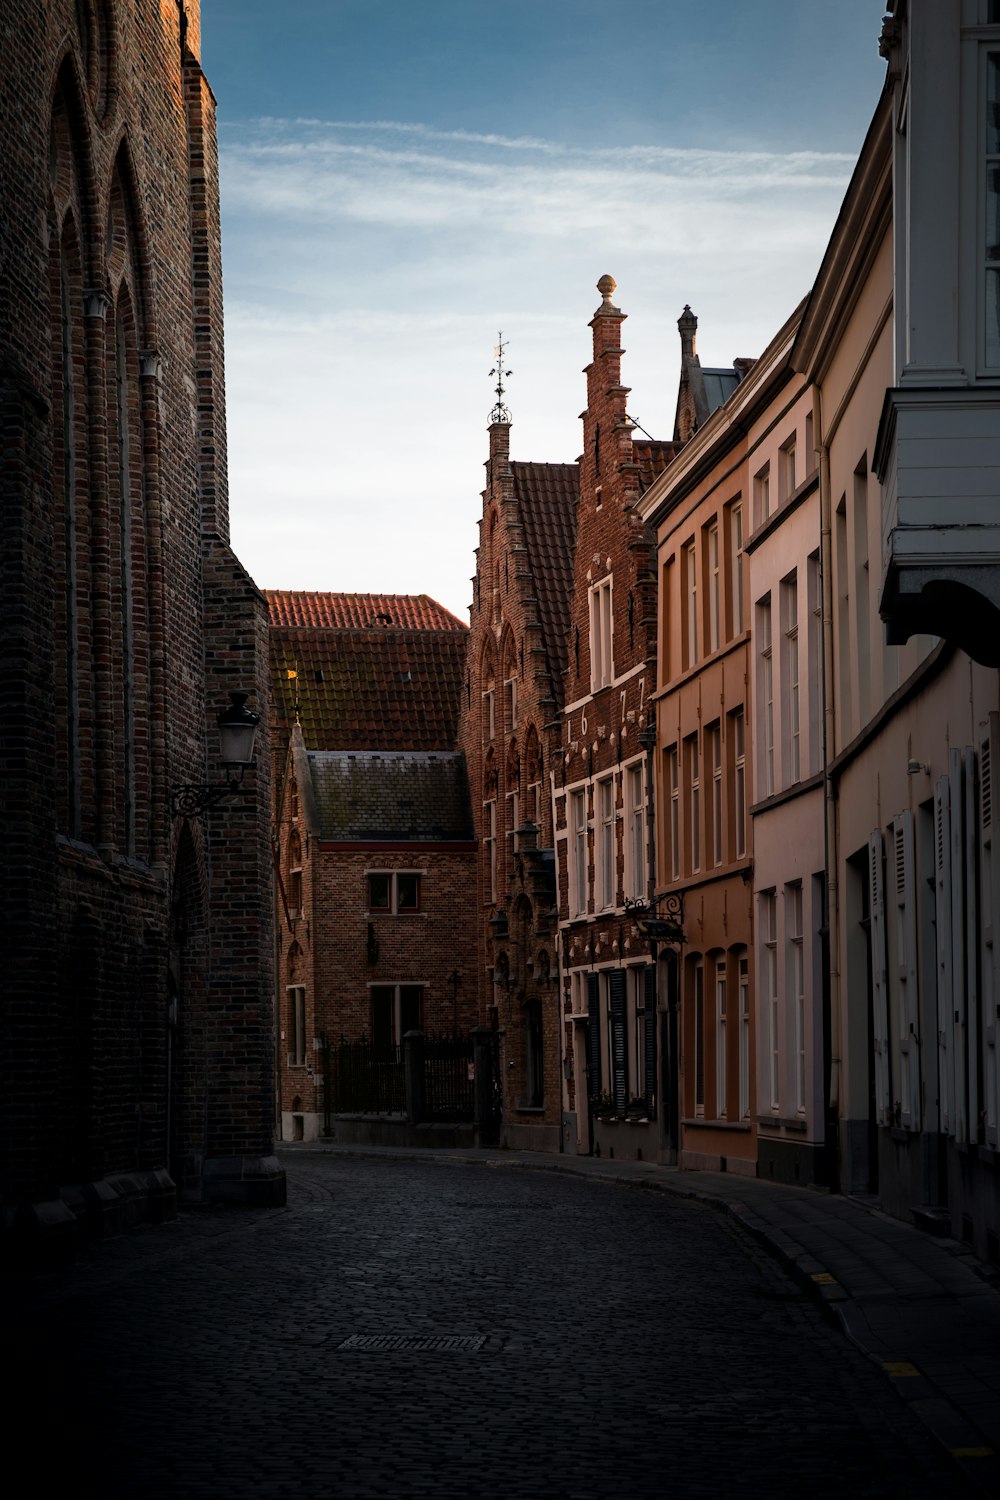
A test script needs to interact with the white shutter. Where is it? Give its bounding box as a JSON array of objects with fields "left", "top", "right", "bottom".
[
  {"left": 950, "top": 748, "right": 968, "bottom": 1143},
  {"left": 869, "top": 829, "right": 890, "bottom": 1126},
  {"left": 934, "top": 777, "right": 954, "bottom": 1136},
  {"left": 981, "top": 714, "right": 999, "bottom": 1146},
  {"left": 892, "top": 810, "right": 920, "bottom": 1130}
]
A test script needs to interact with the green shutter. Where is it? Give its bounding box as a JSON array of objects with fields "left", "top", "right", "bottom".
[
  {"left": 610, "top": 968, "right": 627, "bottom": 1113},
  {"left": 587, "top": 973, "right": 601, "bottom": 1100}
]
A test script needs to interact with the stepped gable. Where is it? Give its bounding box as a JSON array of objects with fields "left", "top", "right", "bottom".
[
  {"left": 511, "top": 461, "right": 579, "bottom": 687},
  {"left": 268, "top": 591, "right": 468, "bottom": 753},
  {"left": 308, "top": 751, "right": 474, "bottom": 843},
  {"left": 266, "top": 591, "right": 464, "bottom": 632}
]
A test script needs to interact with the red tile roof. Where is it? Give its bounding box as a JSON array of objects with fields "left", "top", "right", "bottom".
[
  {"left": 633, "top": 439, "right": 678, "bottom": 494},
  {"left": 511, "top": 462, "right": 579, "bottom": 688},
  {"left": 265, "top": 591, "right": 466, "bottom": 633},
  {"left": 269, "top": 592, "right": 468, "bottom": 753}
]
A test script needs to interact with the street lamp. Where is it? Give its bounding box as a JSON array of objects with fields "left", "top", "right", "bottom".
[{"left": 170, "top": 690, "right": 260, "bottom": 818}]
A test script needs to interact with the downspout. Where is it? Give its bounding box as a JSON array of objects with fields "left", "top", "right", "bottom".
[{"left": 815, "top": 385, "right": 841, "bottom": 1190}]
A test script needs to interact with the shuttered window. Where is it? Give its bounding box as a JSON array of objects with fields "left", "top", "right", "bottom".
[
  {"left": 868, "top": 830, "right": 891, "bottom": 1126},
  {"left": 892, "top": 811, "right": 920, "bottom": 1129}
]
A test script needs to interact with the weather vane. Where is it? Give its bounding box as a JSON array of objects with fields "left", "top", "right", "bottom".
[{"left": 488, "top": 332, "right": 512, "bottom": 423}]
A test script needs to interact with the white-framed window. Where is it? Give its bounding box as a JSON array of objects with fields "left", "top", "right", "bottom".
[
  {"left": 787, "top": 882, "right": 805, "bottom": 1114},
  {"left": 625, "top": 761, "right": 646, "bottom": 901},
  {"left": 807, "top": 551, "right": 822, "bottom": 777},
  {"left": 984, "top": 46, "right": 1000, "bottom": 367},
  {"left": 684, "top": 539, "right": 698, "bottom": 669},
  {"left": 738, "top": 950, "right": 750, "bottom": 1120},
  {"left": 482, "top": 687, "right": 495, "bottom": 743},
  {"left": 693, "top": 958, "right": 705, "bottom": 1116},
  {"left": 504, "top": 675, "right": 518, "bottom": 733},
  {"left": 597, "top": 775, "right": 616, "bottom": 911},
  {"left": 782, "top": 573, "right": 800, "bottom": 786},
  {"left": 716, "top": 956, "right": 727, "bottom": 1118},
  {"left": 666, "top": 745, "right": 680, "bottom": 881},
  {"left": 707, "top": 520, "right": 720, "bottom": 654},
  {"left": 780, "top": 436, "right": 797, "bottom": 501},
  {"left": 762, "top": 890, "right": 779, "bottom": 1110},
  {"left": 506, "top": 787, "right": 520, "bottom": 855},
  {"left": 289, "top": 866, "right": 303, "bottom": 920},
  {"left": 754, "top": 463, "right": 771, "bottom": 528},
  {"left": 708, "top": 721, "right": 722, "bottom": 867},
  {"left": 527, "top": 777, "right": 542, "bottom": 829},
  {"left": 571, "top": 787, "right": 588, "bottom": 917},
  {"left": 759, "top": 596, "right": 774, "bottom": 797},
  {"left": 685, "top": 732, "right": 700, "bottom": 873},
  {"left": 732, "top": 707, "right": 746, "bottom": 860},
  {"left": 367, "top": 870, "right": 421, "bottom": 913},
  {"left": 287, "top": 986, "right": 306, "bottom": 1066},
  {"left": 728, "top": 500, "right": 744, "bottom": 636},
  {"left": 590, "top": 576, "right": 613, "bottom": 690},
  {"left": 370, "top": 983, "right": 423, "bottom": 1048},
  {"left": 484, "top": 800, "right": 497, "bottom": 903}
]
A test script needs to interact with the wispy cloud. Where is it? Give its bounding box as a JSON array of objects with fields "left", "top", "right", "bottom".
[{"left": 219, "top": 115, "right": 855, "bottom": 614}]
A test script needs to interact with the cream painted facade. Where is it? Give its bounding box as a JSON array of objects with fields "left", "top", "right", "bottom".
[{"left": 745, "top": 375, "right": 828, "bottom": 1185}]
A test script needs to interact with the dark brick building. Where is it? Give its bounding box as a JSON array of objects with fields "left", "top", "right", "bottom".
[
  {"left": 553, "top": 277, "right": 676, "bottom": 1160},
  {"left": 457, "top": 409, "right": 578, "bottom": 1152},
  {"left": 268, "top": 592, "right": 476, "bottom": 1140},
  {"left": 1, "top": 0, "right": 283, "bottom": 1256}
]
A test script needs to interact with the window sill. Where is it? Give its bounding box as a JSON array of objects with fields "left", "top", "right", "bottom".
[{"left": 682, "top": 1117, "right": 752, "bottom": 1133}]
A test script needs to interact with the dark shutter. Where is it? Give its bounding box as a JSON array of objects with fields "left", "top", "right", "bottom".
[
  {"left": 587, "top": 972, "right": 601, "bottom": 1100},
  {"left": 643, "top": 964, "right": 657, "bottom": 1117},
  {"left": 610, "top": 968, "right": 627, "bottom": 1113}
]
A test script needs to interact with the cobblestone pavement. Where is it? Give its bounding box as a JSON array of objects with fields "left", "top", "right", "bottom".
[{"left": 6, "top": 1152, "right": 976, "bottom": 1499}]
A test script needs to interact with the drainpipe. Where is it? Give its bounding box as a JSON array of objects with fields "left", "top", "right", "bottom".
[{"left": 815, "top": 385, "right": 841, "bottom": 1191}]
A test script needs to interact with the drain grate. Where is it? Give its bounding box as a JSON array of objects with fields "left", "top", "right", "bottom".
[{"left": 337, "top": 1333, "right": 487, "bottom": 1353}]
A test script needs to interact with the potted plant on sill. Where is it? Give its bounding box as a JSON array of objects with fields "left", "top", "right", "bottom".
[
  {"left": 593, "top": 1090, "right": 618, "bottom": 1121},
  {"left": 625, "top": 1096, "right": 649, "bottom": 1122}
]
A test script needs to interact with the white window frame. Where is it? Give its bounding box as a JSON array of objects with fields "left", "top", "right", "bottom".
[
  {"left": 707, "top": 520, "right": 720, "bottom": 654},
  {"left": 597, "top": 774, "right": 616, "bottom": 911},
  {"left": 709, "top": 721, "right": 722, "bottom": 867},
  {"left": 716, "top": 956, "right": 727, "bottom": 1118},
  {"left": 504, "top": 674, "right": 518, "bottom": 733},
  {"left": 787, "top": 882, "right": 805, "bottom": 1114},
  {"left": 782, "top": 573, "right": 800, "bottom": 786},
  {"left": 780, "top": 436, "right": 797, "bottom": 501},
  {"left": 738, "top": 952, "right": 750, "bottom": 1120},
  {"left": 287, "top": 985, "right": 306, "bottom": 1067},
  {"left": 733, "top": 707, "right": 746, "bottom": 860},
  {"left": 590, "top": 576, "right": 614, "bottom": 691},
  {"left": 484, "top": 799, "right": 497, "bottom": 904},
  {"left": 684, "top": 539, "right": 698, "bottom": 669},
  {"left": 759, "top": 597, "right": 774, "bottom": 798},
  {"left": 625, "top": 761, "right": 646, "bottom": 901},
  {"left": 754, "top": 463, "right": 770, "bottom": 528},
  {"left": 686, "top": 732, "right": 700, "bottom": 874},
  {"left": 482, "top": 687, "right": 495, "bottom": 743},
  {"left": 762, "top": 891, "right": 779, "bottom": 1111},
  {"left": 367, "top": 870, "right": 422, "bottom": 914},
  {"left": 571, "top": 787, "right": 588, "bottom": 918},
  {"left": 667, "top": 745, "right": 680, "bottom": 881},
  {"left": 506, "top": 786, "right": 520, "bottom": 855},
  {"left": 728, "top": 500, "right": 744, "bottom": 635}
]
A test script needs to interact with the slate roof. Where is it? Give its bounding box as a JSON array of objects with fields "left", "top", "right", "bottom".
[
  {"left": 511, "top": 462, "right": 579, "bottom": 688},
  {"left": 266, "top": 591, "right": 465, "bottom": 633},
  {"left": 308, "top": 751, "right": 474, "bottom": 843},
  {"left": 268, "top": 591, "right": 468, "bottom": 752}
]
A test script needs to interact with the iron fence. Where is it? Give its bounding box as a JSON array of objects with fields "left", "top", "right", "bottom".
[
  {"left": 422, "top": 1033, "right": 475, "bottom": 1122},
  {"left": 321, "top": 1035, "right": 405, "bottom": 1124}
]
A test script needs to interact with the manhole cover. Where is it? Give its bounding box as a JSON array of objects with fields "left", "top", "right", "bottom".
[{"left": 336, "top": 1333, "right": 487, "bottom": 1353}]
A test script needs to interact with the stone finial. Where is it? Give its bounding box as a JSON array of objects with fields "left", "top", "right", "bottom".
[
  {"left": 678, "top": 304, "right": 698, "bottom": 359},
  {"left": 596, "top": 274, "right": 619, "bottom": 314}
]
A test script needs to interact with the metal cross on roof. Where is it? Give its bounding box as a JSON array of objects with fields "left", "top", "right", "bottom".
[{"left": 488, "top": 332, "right": 512, "bottom": 424}]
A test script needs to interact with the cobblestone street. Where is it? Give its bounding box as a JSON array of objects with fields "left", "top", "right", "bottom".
[{"left": 8, "top": 1151, "right": 973, "bottom": 1499}]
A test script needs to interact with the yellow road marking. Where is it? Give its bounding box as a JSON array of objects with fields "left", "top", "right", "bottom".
[{"left": 882, "top": 1361, "right": 921, "bottom": 1378}]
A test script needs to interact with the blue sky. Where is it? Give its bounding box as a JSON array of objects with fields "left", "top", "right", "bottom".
[{"left": 201, "top": 1, "right": 888, "bottom": 619}]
